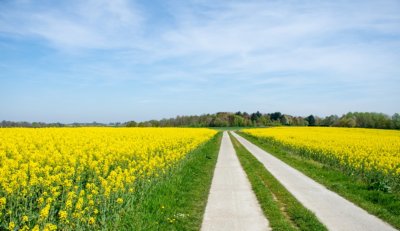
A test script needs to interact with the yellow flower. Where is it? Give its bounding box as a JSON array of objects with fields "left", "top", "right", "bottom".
[
  {"left": 39, "top": 204, "right": 50, "bottom": 220},
  {"left": 8, "top": 221, "right": 15, "bottom": 230},
  {"left": 243, "top": 127, "right": 400, "bottom": 178},
  {"left": 22, "top": 215, "right": 29, "bottom": 222},
  {"left": 0, "top": 197, "right": 6, "bottom": 207},
  {"left": 20, "top": 225, "right": 29, "bottom": 231},
  {"left": 65, "top": 200, "right": 73, "bottom": 209},
  {"left": 72, "top": 212, "right": 81, "bottom": 219},
  {"left": 37, "top": 197, "right": 44, "bottom": 205},
  {"left": 0, "top": 127, "right": 216, "bottom": 225},
  {"left": 75, "top": 198, "right": 83, "bottom": 210},
  {"left": 43, "top": 223, "right": 57, "bottom": 231},
  {"left": 88, "top": 217, "right": 95, "bottom": 225},
  {"left": 59, "top": 210, "right": 68, "bottom": 220}
]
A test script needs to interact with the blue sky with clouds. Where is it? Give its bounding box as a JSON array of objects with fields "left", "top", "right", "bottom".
[{"left": 1, "top": 0, "right": 399, "bottom": 123}]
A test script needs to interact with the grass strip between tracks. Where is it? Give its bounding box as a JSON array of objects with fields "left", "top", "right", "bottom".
[{"left": 229, "top": 132, "right": 327, "bottom": 231}]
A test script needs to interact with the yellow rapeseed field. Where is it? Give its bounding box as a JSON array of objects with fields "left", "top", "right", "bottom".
[
  {"left": 0, "top": 127, "right": 216, "bottom": 230},
  {"left": 243, "top": 127, "right": 400, "bottom": 183}
]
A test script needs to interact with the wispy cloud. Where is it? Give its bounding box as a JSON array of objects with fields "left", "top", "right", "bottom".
[{"left": 0, "top": 0, "right": 144, "bottom": 50}]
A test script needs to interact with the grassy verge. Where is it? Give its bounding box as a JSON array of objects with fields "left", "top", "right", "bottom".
[
  {"left": 238, "top": 132, "right": 400, "bottom": 229},
  {"left": 229, "top": 132, "right": 327, "bottom": 231},
  {"left": 113, "top": 132, "right": 222, "bottom": 230}
]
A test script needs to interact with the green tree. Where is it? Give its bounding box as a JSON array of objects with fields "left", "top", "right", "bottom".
[
  {"left": 305, "top": 115, "right": 316, "bottom": 126},
  {"left": 125, "top": 121, "right": 137, "bottom": 127},
  {"left": 280, "top": 115, "right": 292, "bottom": 125},
  {"left": 392, "top": 113, "right": 400, "bottom": 129}
]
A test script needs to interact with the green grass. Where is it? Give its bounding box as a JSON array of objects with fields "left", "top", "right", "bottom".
[
  {"left": 228, "top": 132, "right": 327, "bottom": 231},
  {"left": 113, "top": 132, "right": 222, "bottom": 230},
  {"left": 238, "top": 132, "right": 400, "bottom": 229}
]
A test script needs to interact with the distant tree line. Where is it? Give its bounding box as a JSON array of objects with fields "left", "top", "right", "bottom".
[
  {"left": 0, "top": 121, "right": 122, "bottom": 128},
  {"left": 2, "top": 112, "right": 399, "bottom": 129},
  {"left": 126, "top": 112, "right": 400, "bottom": 129}
]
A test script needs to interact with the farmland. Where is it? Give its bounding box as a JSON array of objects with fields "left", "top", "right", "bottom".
[
  {"left": 240, "top": 127, "right": 400, "bottom": 228},
  {"left": 1, "top": 126, "right": 399, "bottom": 230},
  {"left": 0, "top": 128, "right": 217, "bottom": 230},
  {"left": 242, "top": 127, "right": 400, "bottom": 190}
]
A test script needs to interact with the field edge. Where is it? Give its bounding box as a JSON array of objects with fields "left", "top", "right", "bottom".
[
  {"left": 113, "top": 132, "right": 222, "bottom": 230},
  {"left": 237, "top": 131, "right": 400, "bottom": 229}
]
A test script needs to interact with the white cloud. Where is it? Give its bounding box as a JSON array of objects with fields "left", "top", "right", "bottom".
[
  {"left": 156, "top": 0, "right": 400, "bottom": 79},
  {"left": 2, "top": 0, "right": 399, "bottom": 71},
  {"left": 0, "top": 0, "right": 144, "bottom": 50}
]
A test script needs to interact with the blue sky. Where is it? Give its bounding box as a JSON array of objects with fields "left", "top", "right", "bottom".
[{"left": 1, "top": 0, "right": 399, "bottom": 123}]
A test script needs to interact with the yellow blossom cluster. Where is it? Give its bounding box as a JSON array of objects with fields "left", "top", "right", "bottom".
[
  {"left": 0, "top": 127, "right": 216, "bottom": 230},
  {"left": 243, "top": 127, "right": 400, "bottom": 178}
]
